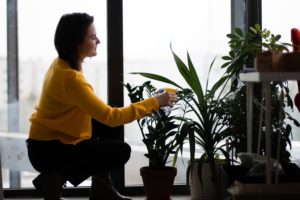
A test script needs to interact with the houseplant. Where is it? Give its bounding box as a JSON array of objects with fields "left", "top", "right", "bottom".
[
  {"left": 132, "top": 48, "right": 232, "bottom": 200},
  {"left": 220, "top": 24, "right": 299, "bottom": 164},
  {"left": 218, "top": 24, "right": 300, "bottom": 191},
  {"left": 124, "top": 81, "right": 192, "bottom": 200}
]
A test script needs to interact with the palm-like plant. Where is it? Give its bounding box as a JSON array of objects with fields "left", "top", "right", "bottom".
[{"left": 132, "top": 47, "right": 232, "bottom": 197}]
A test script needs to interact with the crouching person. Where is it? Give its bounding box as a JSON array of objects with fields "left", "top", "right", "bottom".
[{"left": 26, "top": 12, "right": 177, "bottom": 200}]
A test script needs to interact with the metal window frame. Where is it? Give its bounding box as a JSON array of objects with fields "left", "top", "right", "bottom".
[
  {"left": 6, "top": 0, "right": 20, "bottom": 189},
  {"left": 231, "top": 0, "right": 262, "bottom": 32},
  {"left": 3, "top": 0, "right": 262, "bottom": 197}
]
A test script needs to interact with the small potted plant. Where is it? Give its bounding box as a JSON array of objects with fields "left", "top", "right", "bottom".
[
  {"left": 124, "top": 81, "right": 192, "bottom": 200},
  {"left": 222, "top": 24, "right": 290, "bottom": 73}
]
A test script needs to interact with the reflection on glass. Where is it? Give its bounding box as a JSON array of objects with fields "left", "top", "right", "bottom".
[{"left": 124, "top": 0, "right": 230, "bottom": 185}]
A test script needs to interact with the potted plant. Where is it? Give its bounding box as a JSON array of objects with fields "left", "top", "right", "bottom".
[
  {"left": 221, "top": 24, "right": 290, "bottom": 77},
  {"left": 124, "top": 81, "right": 192, "bottom": 200},
  {"left": 132, "top": 47, "right": 232, "bottom": 200},
  {"left": 218, "top": 24, "right": 300, "bottom": 190}
]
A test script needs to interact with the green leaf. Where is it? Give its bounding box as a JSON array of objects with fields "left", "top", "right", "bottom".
[
  {"left": 187, "top": 51, "right": 205, "bottom": 107},
  {"left": 208, "top": 75, "right": 230, "bottom": 100},
  {"left": 255, "top": 23, "right": 261, "bottom": 31},
  {"left": 235, "top": 27, "right": 243, "bottom": 37},
  {"left": 226, "top": 33, "right": 238, "bottom": 39},
  {"left": 222, "top": 56, "right": 232, "bottom": 60},
  {"left": 275, "top": 34, "right": 281, "bottom": 41},
  {"left": 171, "top": 49, "right": 195, "bottom": 89},
  {"left": 130, "top": 72, "right": 182, "bottom": 89},
  {"left": 250, "top": 26, "right": 257, "bottom": 34},
  {"left": 188, "top": 128, "right": 195, "bottom": 167}
]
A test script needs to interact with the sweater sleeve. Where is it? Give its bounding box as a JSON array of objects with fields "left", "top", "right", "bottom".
[{"left": 65, "top": 72, "right": 160, "bottom": 127}]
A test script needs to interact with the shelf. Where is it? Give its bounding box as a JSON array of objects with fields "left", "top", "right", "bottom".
[
  {"left": 239, "top": 71, "right": 300, "bottom": 184},
  {"left": 240, "top": 72, "right": 300, "bottom": 82}
]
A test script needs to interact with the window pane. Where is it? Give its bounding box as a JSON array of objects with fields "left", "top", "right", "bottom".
[
  {"left": 262, "top": 0, "right": 300, "bottom": 157},
  {"left": 0, "top": 0, "right": 8, "bottom": 188},
  {"left": 6, "top": 0, "right": 107, "bottom": 188},
  {"left": 0, "top": 0, "right": 7, "bottom": 131},
  {"left": 124, "top": 0, "right": 230, "bottom": 185}
]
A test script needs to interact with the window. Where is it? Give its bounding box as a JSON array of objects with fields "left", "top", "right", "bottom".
[
  {"left": 3, "top": 0, "right": 233, "bottom": 192},
  {"left": 0, "top": 0, "right": 8, "bottom": 188},
  {"left": 262, "top": 0, "right": 300, "bottom": 158},
  {"left": 2, "top": 0, "right": 107, "bottom": 188},
  {"left": 123, "top": 0, "right": 230, "bottom": 185},
  {"left": 0, "top": 0, "right": 7, "bottom": 131}
]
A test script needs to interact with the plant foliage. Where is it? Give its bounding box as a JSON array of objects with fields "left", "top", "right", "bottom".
[
  {"left": 124, "top": 81, "right": 192, "bottom": 168},
  {"left": 132, "top": 47, "right": 232, "bottom": 197},
  {"left": 222, "top": 24, "right": 290, "bottom": 85},
  {"left": 219, "top": 24, "right": 299, "bottom": 164}
]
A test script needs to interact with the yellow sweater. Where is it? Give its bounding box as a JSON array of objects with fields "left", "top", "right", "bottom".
[{"left": 29, "top": 58, "right": 159, "bottom": 144}]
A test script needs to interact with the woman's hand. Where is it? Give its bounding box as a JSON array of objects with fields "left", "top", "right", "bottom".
[{"left": 155, "top": 90, "right": 177, "bottom": 107}]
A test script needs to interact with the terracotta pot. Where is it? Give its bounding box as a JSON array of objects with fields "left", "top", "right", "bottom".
[
  {"left": 140, "top": 166, "right": 177, "bottom": 200},
  {"left": 255, "top": 51, "right": 300, "bottom": 72},
  {"left": 255, "top": 51, "right": 284, "bottom": 72}
]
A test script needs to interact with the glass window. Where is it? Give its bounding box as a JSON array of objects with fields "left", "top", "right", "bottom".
[
  {"left": 0, "top": 0, "right": 8, "bottom": 188},
  {"left": 0, "top": 0, "right": 7, "bottom": 131},
  {"left": 262, "top": 0, "right": 300, "bottom": 157},
  {"left": 123, "top": 0, "right": 230, "bottom": 185},
  {"left": 2, "top": 0, "right": 107, "bottom": 188}
]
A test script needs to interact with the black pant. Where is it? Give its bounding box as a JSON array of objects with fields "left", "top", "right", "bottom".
[{"left": 26, "top": 119, "right": 131, "bottom": 186}]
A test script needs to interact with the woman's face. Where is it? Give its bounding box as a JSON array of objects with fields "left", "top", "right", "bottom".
[{"left": 78, "top": 23, "right": 100, "bottom": 60}]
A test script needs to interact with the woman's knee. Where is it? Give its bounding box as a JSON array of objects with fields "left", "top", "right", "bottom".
[{"left": 118, "top": 142, "right": 131, "bottom": 164}]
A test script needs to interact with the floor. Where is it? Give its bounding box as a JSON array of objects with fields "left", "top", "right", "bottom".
[{"left": 7, "top": 196, "right": 190, "bottom": 200}]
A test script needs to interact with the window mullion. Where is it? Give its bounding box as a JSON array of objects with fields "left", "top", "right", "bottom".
[{"left": 7, "top": 0, "right": 20, "bottom": 189}]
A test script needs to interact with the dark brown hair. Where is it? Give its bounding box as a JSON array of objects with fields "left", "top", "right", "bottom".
[{"left": 54, "top": 13, "right": 94, "bottom": 70}]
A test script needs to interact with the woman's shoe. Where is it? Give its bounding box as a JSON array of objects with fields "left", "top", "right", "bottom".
[
  {"left": 89, "top": 175, "right": 132, "bottom": 200},
  {"left": 33, "top": 173, "right": 66, "bottom": 200}
]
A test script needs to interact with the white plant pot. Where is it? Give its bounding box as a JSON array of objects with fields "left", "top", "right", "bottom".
[{"left": 189, "top": 162, "right": 220, "bottom": 200}]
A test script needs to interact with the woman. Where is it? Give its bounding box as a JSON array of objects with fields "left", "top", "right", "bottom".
[{"left": 26, "top": 12, "right": 177, "bottom": 200}]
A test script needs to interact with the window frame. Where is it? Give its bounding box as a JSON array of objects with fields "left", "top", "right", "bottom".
[{"left": 3, "top": 0, "right": 261, "bottom": 197}]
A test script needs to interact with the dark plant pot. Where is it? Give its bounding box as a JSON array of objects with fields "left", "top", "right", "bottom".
[
  {"left": 140, "top": 166, "right": 177, "bottom": 200},
  {"left": 282, "top": 52, "right": 300, "bottom": 71}
]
